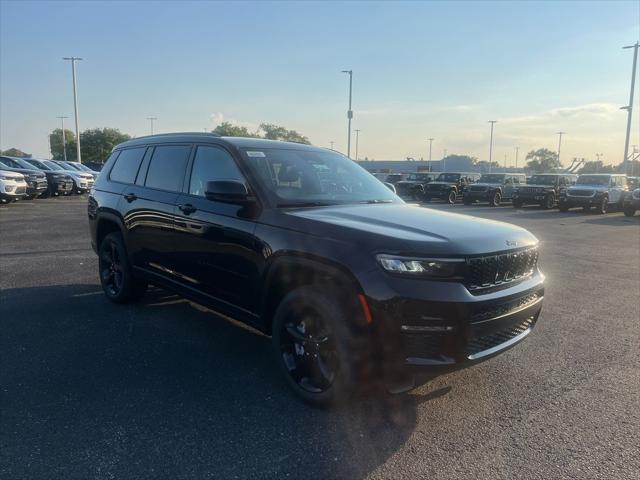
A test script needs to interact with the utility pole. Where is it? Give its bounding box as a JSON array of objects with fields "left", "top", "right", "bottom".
[
  {"left": 147, "top": 117, "right": 157, "bottom": 135},
  {"left": 341, "top": 70, "right": 353, "bottom": 158},
  {"left": 63, "top": 57, "right": 82, "bottom": 163},
  {"left": 488, "top": 121, "right": 497, "bottom": 173},
  {"left": 330, "top": 141, "right": 335, "bottom": 151},
  {"left": 622, "top": 42, "right": 639, "bottom": 174},
  {"left": 428, "top": 138, "right": 434, "bottom": 171},
  {"left": 354, "top": 129, "right": 361, "bottom": 160},
  {"left": 56, "top": 116, "right": 69, "bottom": 161},
  {"left": 596, "top": 152, "right": 603, "bottom": 162},
  {"left": 556, "top": 132, "right": 565, "bottom": 169},
  {"left": 443, "top": 149, "right": 447, "bottom": 171},
  {"left": 515, "top": 146, "right": 519, "bottom": 170}
]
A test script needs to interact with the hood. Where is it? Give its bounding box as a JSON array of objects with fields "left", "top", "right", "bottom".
[
  {"left": 427, "top": 181, "right": 455, "bottom": 186},
  {"left": 569, "top": 184, "right": 608, "bottom": 191},
  {"left": 473, "top": 182, "right": 503, "bottom": 187},
  {"left": 1, "top": 166, "right": 45, "bottom": 178},
  {"left": 285, "top": 203, "right": 537, "bottom": 256}
]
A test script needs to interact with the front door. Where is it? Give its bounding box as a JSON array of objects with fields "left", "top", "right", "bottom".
[{"left": 172, "top": 144, "right": 261, "bottom": 314}]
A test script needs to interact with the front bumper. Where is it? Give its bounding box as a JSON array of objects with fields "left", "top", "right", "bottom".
[
  {"left": 559, "top": 194, "right": 602, "bottom": 207},
  {"left": 463, "top": 190, "right": 491, "bottom": 201},
  {"left": 26, "top": 180, "right": 48, "bottom": 196},
  {"left": 362, "top": 269, "right": 545, "bottom": 377},
  {"left": 514, "top": 192, "right": 547, "bottom": 203}
]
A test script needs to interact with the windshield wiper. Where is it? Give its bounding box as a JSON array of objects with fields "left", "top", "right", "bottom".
[{"left": 277, "top": 201, "right": 334, "bottom": 208}]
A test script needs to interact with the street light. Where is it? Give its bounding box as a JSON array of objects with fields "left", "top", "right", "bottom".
[
  {"left": 515, "top": 146, "right": 520, "bottom": 170},
  {"left": 56, "top": 116, "right": 69, "bottom": 161},
  {"left": 63, "top": 57, "right": 82, "bottom": 163},
  {"left": 443, "top": 149, "right": 447, "bottom": 171},
  {"left": 621, "top": 42, "right": 639, "bottom": 172},
  {"left": 354, "top": 129, "right": 361, "bottom": 160},
  {"left": 556, "top": 132, "right": 565, "bottom": 169},
  {"left": 427, "top": 138, "right": 434, "bottom": 171},
  {"left": 341, "top": 70, "right": 353, "bottom": 158},
  {"left": 330, "top": 141, "right": 335, "bottom": 151},
  {"left": 488, "top": 121, "right": 497, "bottom": 172},
  {"left": 147, "top": 117, "right": 158, "bottom": 135}
]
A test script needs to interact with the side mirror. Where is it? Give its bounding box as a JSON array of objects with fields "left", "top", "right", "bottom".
[{"left": 205, "top": 180, "right": 255, "bottom": 204}]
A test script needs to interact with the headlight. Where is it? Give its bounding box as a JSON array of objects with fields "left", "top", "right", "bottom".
[{"left": 376, "top": 254, "right": 464, "bottom": 278}]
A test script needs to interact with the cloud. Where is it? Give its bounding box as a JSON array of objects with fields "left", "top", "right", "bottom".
[
  {"left": 208, "top": 112, "right": 259, "bottom": 131},
  {"left": 505, "top": 103, "right": 620, "bottom": 126}
]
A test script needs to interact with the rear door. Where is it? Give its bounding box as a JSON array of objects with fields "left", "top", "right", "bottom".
[
  {"left": 124, "top": 144, "right": 192, "bottom": 275},
  {"left": 172, "top": 144, "right": 261, "bottom": 314}
]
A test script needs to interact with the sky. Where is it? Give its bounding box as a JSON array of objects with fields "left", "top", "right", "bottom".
[{"left": 1, "top": 0, "right": 639, "bottom": 166}]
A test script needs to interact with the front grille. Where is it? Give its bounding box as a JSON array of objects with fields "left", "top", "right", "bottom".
[
  {"left": 518, "top": 186, "right": 541, "bottom": 194},
  {"left": 467, "top": 316, "right": 535, "bottom": 356},
  {"left": 15, "top": 186, "right": 26, "bottom": 194},
  {"left": 402, "top": 333, "right": 444, "bottom": 359},
  {"left": 471, "top": 291, "right": 541, "bottom": 323},
  {"left": 466, "top": 247, "right": 538, "bottom": 293},
  {"left": 568, "top": 189, "right": 594, "bottom": 197}
]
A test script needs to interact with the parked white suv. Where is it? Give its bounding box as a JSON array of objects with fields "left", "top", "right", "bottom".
[
  {"left": 559, "top": 174, "right": 628, "bottom": 214},
  {"left": 0, "top": 169, "right": 28, "bottom": 203}
]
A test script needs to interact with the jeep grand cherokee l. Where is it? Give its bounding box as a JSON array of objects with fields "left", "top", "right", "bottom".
[{"left": 89, "top": 133, "right": 545, "bottom": 406}]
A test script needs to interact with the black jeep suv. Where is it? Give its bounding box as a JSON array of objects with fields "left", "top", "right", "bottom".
[
  {"left": 424, "top": 172, "right": 481, "bottom": 204},
  {"left": 393, "top": 172, "right": 435, "bottom": 199},
  {"left": 512, "top": 173, "right": 577, "bottom": 209},
  {"left": 89, "top": 133, "right": 545, "bottom": 406}
]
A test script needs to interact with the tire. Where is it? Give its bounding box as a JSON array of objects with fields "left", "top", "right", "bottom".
[
  {"left": 271, "top": 285, "right": 363, "bottom": 407},
  {"left": 98, "top": 232, "right": 147, "bottom": 303},
  {"left": 543, "top": 193, "right": 555, "bottom": 210},
  {"left": 447, "top": 190, "right": 457, "bottom": 204},
  {"left": 513, "top": 199, "right": 523, "bottom": 209},
  {"left": 595, "top": 196, "right": 608, "bottom": 215},
  {"left": 623, "top": 204, "right": 636, "bottom": 217},
  {"left": 490, "top": 191, "right": 502, "bottom": 207}
]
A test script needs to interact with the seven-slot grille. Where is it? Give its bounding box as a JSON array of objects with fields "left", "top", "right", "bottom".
[
  {"left": 466, "top": 247, "right": 538, "bottom": 293},
  {"left": 518, "top": 186, "right": 540, "bottom": 194},
  {"left": 568, "top": 189, "right": 594, "bottom": 197}
]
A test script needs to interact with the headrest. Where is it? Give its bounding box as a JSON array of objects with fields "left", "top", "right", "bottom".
[{"left": 278, "top": 164, "right": 300, "bottom": 183}]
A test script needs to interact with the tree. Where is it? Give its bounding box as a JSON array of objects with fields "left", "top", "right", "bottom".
[
  {"left": 442, "top": 154, "right": 478, "bottom": 165},
  {"left": 0, "top": 147, "right": 30, "bottom": 157},
  {"left": 49, "top": 129, "right": 77, "bottom": 161},
  {"left": 579, "top": 161, "right": 614, "bottom": 174},
  {"left": 80, "top": 128, "right": 131, "bottom": 163},
  {"left": 476, "top": 160, "right": 500, "bottom": 171},
  {"left": 212, "top": 122, "right": 260, "bottom": 138},
  {"left": 526, "top": 148, "right": 559, "bottom": 173},
  {"left": 259, "top": 123, "right": 310, "bottom": 144}
]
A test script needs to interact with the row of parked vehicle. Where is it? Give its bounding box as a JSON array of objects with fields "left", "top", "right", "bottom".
[
  {"left": 0, "top": 156, "right": 102, "bottom": 203},
  {"left": 374, "top": 171, "right": 640, "bottom": 217}
]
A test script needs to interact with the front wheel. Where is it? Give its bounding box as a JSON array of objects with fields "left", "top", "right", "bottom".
[
  {"left": 98, "top": 232, "right": 147, "bottom": 303},
  {"left": 447, "top": 190, "right": 457, "bottom": 204},
  {"left": 623, "top": 204, "right": 636, "bottom": 217},
  {"left": 595, "top": 196, "right": 608, "bottom": 215},
  {"left": 490, "top": 191, "right": 502, "bottom": 207},
  {"left": 543, "top": 193, "right": 555, "bottom": 209},
  {"left": 271, "top": 286, "right": 362, "bottom": 407}
]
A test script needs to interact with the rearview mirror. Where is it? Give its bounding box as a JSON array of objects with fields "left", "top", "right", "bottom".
[{"left": 205, "top": 180, "right": 255, "bottom": 204}]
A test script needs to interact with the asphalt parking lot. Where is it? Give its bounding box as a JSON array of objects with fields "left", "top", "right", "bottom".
[{"left": 1, "top": 196, "right": 639, "bottom": 479}]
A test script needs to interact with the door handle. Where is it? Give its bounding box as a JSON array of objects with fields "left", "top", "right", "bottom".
[
  {"left": 124, "top": 193, "right": 137, "bottom": 203},
  {"left": 178, "top": 204, "right": 197, "bottom": 215}
]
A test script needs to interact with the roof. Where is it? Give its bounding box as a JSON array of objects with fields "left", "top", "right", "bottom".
[{"left": 115, "top": 133, "right": 323, "bottom": 151}]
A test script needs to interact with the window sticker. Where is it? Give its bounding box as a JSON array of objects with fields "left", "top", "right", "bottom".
[{"left": 246, "top": 151, "right": 266, "bottom": 158}]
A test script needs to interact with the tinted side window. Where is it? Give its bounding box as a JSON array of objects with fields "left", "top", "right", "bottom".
[
  {"left": 145, "top": 145, "right": 191, "bottom": 192},
  {"left": 189, "top": 146, "right": 244, "bottom": 197},
  {"left": 109, "top": 148, "right": 145, "bottom": 184}
]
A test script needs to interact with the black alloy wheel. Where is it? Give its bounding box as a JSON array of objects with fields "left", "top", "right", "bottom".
[
  {"left": 447, "top": 190, "right": 457, "bottom": 204},
  {"left": 490, "top": 191, "right": 501, "bottom": 207},
  {"left": 544, "top": 193, "right": 555, "bottom": 209},
  {"left": 98, "top": 232, "right": 147, "bottom": 303}
]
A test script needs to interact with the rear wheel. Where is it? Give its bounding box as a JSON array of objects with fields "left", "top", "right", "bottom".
[
  {"left": 98, "top": 232, "right": 147, "bottom": 303},
  {"left": 271, "top": 286, "right": 362, "bottom": 407},
  {"left": 623, "top": 204, "right": 636, "bottom": 217},
  {"left": 490, "top": 191, "right": 502, "bottom": 207},
  {"left": 447, "top": 190, "right": 457, "bottom": 204}
]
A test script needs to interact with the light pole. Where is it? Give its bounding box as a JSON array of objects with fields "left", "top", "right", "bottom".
[
  {"left": 428, "top": 138, "right": 434, "bottom": 171},
  {"left": 56, "top": 116, "right": 69, "bottom": 161},
  {"left": 556, "top": 131, "right": 565, "bottom": 169},
  {"left": 488, "top": 121, "right": 497, "bottom": 172},
  {"left": 515, "top": 146, "right": 519, "bottom": 170},
  {"left": 341, "top": 70, "right": 353, "bottom": 158},
  {"left": 354, "top": 129, "right": 361, "bottom": 160},
  {"left": 147, "top": 117, "right": 157, "bottom": 135},
  {"left": 504, "top": 153, "right": 508, "bottom": 170},
  {"left": 443, "top": 149, "right": 447, "bottom": 171},
  {"left": 63, "top": 57, "right": 82, "bottom": 163},
  {"left": 621, "top": 42, "right": 639, "bottom": 173}
]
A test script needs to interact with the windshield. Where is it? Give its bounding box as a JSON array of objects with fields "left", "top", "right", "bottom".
[
  {"left": 23, "top": 159, "right": 50, "bottom": 170},
  {"left": 478, "top": 174, "right": 505, "bottom": 183},
  {"left": 577, "top": 175, "right": 609, "bottom": 186},
  {"left": 74, "top": 163, "right": 93, "bottom": 172},
  {"left": 42, "top": 160, "right": 65, "bottom": 171},
  {"left": 61, "top": 162, "right": 82, "bottom": 171},
  {"left": 529, "top": 175, "right": 557, "bottom": 185},
  {"left": 406, "top": 173, "right": 431, "bottom": 181},
  {"left": 242, "top": 147, "right": 401, "bottom": 206},
  {"left": 437, "top": 173, "right": 461, "bottom": 182}
]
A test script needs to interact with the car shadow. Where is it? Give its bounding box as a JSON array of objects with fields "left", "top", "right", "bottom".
[
  {"left": 0, "top": 284, "right": 452, "bottom": 479},
  {"left": 582, "top": 214, "right": 640, "bottom": 226}
]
